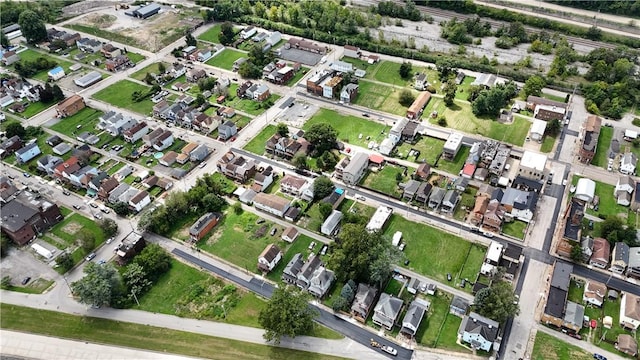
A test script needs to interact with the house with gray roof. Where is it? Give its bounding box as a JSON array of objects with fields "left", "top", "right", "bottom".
[
  {"left": 372, "top": 293, "right": 404, "bottom": 330},
  {"left": 341, "top": 152, "right": 369, "bottom": 185},
  {"left": 321, "top": 210, "right": 343, "bottom": 236},
  {"left": 308, "top": 266, "right": 335, "bottom": 298},
  {"left": 189, "top": 144, "right": 209, "bottom": 162},
  {"left": 611, "top": 242, "right": 630, "bottom": 275},
  {"left": 282, "top": 253, "right": 304, "bottom": 284},
  {"left": 428, "top": 187, "right": 446, "bottom": 209},
  {"left": 218, "top": 120, "right": 238, "bottom": 141},
  {"left": 441, "top": 189, "right": 460, "bottom": 214},
  {"left": 296, "top": 254, "right": 323, "bottom": 290},
  {"left": 458, "top": 312, "right": 500, "bottom": 352},
  {"left": 450, "top": 296, "right": 470, "bottom": 317},
  {"left": 36, "top": 155, "right": 63, "bottom": 175},
  {"left": 401, "top": 298, "right": 430, "bottom": 337},
  {"left": 108, "top": 182, "right": 130, "bottom": 203},
  {"left": 52, "top": 142, "right": 72, "bottom": 156},
  {"left": 402, "top": 180, "right": 421, "bottom": 201},
  {"left": 351, "top": 283, "right": 378, "bottom": 322}
]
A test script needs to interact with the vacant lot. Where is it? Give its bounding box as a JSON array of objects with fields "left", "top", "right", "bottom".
[
  {"left": 353, "top": 80, "right": 413, "bottom": 117},
  {"left": 93, "top": 80, "right": 154, "bottom": 115},
  {"left": 531, "top": 332, "right": 591, "bottom": 360},
  {"left": 436, "top": 146, "right": 470, "bottom": 175},
  {"left": 303, "top": 109, "right": 386, "bottom": 148},
  {"left": 426, "top": 98, "right": 529, "bottom": 146},
  {"left": 15, "top": 49, "right": 76, "bottom": 82},
  {"left": 502, "top": 220, "right": 527, "bottom": 240},
  {"left": 360, "top": 165, "right": 407, "bottom": 198},
  {"left": 19, "top": 100, "right": 55, "bottom": 119},
  {"left": 131, "top": 62, "right": 170, "bottom": 81},
  {"left": 591, "top": 126, "right": 613, "bottom": 168},
  {"left": 49, "top": 107, "right": 103, "bottom": 137},
  {"left": 198, "top": 24, "right": 224, "bottom": 43},
  {"left": 206, "top": 49, "right": 247, "bottom": 71},
  {"left": 0, "top": 304, "right": 343, "bottom": 360},
  {"left": 396, "top": 136, "right": 445, "bottom": 164},
  {"left": 244, "top": 125, "right": 276, "bottom": 155}
]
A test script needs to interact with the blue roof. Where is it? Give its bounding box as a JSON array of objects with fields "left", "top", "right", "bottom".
[
  {"left": 335, "top": 188, "right": 344, "bottom": 195},
  {"left": 50, "top": 66, "right": 64, "bottom": 74}
]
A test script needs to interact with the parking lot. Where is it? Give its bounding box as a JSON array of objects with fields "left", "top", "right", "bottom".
[
  {"left": 0, "top": 246, "right": 58, "bottom": 287},
  {"left": 278, "top": 100, "right": 319, "bottom": 128},
  {"left": 277, "top": 47, "right": 323, "bottom": 66}
]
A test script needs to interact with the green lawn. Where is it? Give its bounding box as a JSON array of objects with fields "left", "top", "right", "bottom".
[
  {"left": 198, "top": 24, "right": 224, "bottom": 43},
  {"left": 93, "top": 80, "right": 154, "bottom": 115},
  {"left": 50, "top": 213, "right": 106, "bottom": 246},
  {"left": 567, "top": 280, "right": 584, "bottom": 303},
  {"left": 592, "top": 126, "right": 613, "bottom": 168},
  {"left": 435, "top": 313, "right": 467, "bottom": 351},
  {"left": 415, "top": 292, "right": 452, "bottom": 347},
  {"left": 20, "top": 100, "right": 55, "bottom": 119},
  {"left": 3, "top": 278, "right": 54, "bottom": 294},
  {"left": 541, "top": 92, "right": 567, "bottom": 104},
  {"left": 360, "top": 165, "right": 407, "bottom": 199},
  {"left": 49, "top": 107, "right": 104, "bottom": 137},
  {"left": 0, "top": 304, "right": 345, "bottom": 360},
  {"left": 126, "top": 52, "right": 145, "bottom": 64},
  {"left": 206, "top": 49, "right": 247, "bottom": 71},
  {"left": 540, "top": 135, "right": 557, "bottom": 153},
  {"left": 303, "top": 108, "right": 386, "bottom": 148},
  {"left": 396, "top": 136, "right": 445, "bottom": 164},
  {"left": 572, "top": 176, "right": 630, "bottom": 223},
  {"left": 131, "top": 62, "right": 170, "bottom": 81},
  {"left": 436, "top": 145, "right": 470, "bottom": 175},
  {"left": 220, "top": 83, "right": 276, "bottom": 116},
  {"left": 286, "top": 67, "right": 309, "bottom": 86},
  {"left": 502, "top": 220, "right": 527, "bottom": 240},
  {"left": 531, "top": 332, "right": 592, "bottom": 360},
  {"left": 353, "top": 80, "right": 415, "bottom": 117},
  {"left": 426, "top": 99, "right": 529, "bottom": 146},
  {"left": 244, "top": 125, "right": 276, "bottom": 155},
  {"left": 383, "top": 214, "right": 486, "bottom": 283},
  {"left": 14, "top": 49, "right": 75, "bottom": 82},
  {"left": 458, "top": 243, "right": 485, "bottom": 281},
  {"left": 454, "top": 76, "right": 476, "bottom": 101}
]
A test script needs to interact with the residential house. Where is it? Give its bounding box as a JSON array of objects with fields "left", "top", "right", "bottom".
[
  {"left": 98, "top": 111, "right": 138, "bottom": 136},
  {"left": 308, "top": 266, "right": 335, "bottom": 298},
  {"left": 48, "top": 66, "right": 65, "bottom": 81},
  {"left": 1, "top": 51, "right": 20, "bottom": 66},
  {"left": 152, "top": 130, "right": 174, "bottom": 151},
  {"left": 428, "top": 187, "right": 446, "bottom": 210},
  {"left": 281, "top": 226, "right": 299, "bottom": 243},
  {"left": 450, "top": 296, "right": 470, "bottom": 317},
  {"left": 416, "top": 163, "right": 433, "bottom": 181},
  {"left": 252, "top": 166, "right": 273, "bottom": 192},
  {"left": 76, "top": 38, "right": 102, "bottom": 53},
  {"left": 443, "top": 133, "right": 464, "bottom": 161},
  {"left": 414, "top": 182, "right": 433, "bottom": 205},
  {"left": 282, "top": 253, "right": 304, "bottom": 284},
  {"left": 628, "top": 247, "right": 640, "bottom": 279},
  {"left": 36, "top": 155, "right": 63, "bottom": 175},
  {"left": 265, "top": 133, "right": 308, "bottom": 159},
  {"left": 296, "top": 254, "right": 322, "bottom": 289},
  {"left": 578, "top": 115, "right": 602, "bottom": 164},
  {"left": 113, "top": 165, "right": 133, "bottom": 182},
  {"left": 168, "top": 63, "right": 186, "bottom": 78},
  {"left": 440, "top": 190, "right": 460, "bottom": 214},
  {"left": 189, "top": 144, "right": 209, "bottom": 162},
  {"left": 471, "top": 194, "right": 490, "bottom": 226},
  {"left": 265, "top": 31, "right": 281, "bottom": 46},
  {"left": 240, "top": 26, "right": 257, "bottom": 40},
  {"left": 620, "top": 152, "right": 638, "bottom": 175},
  {"left": 321, "top": 210, "right": 343, "bottom": 236},
  {"left": 0, "top": 198, "right": 63, "bottom": 245},
  {"left": 217, "top": 152, "right": 256, "bottom": 183},
  {"left": 610, "top": 242, "right": 630, "bottom": 275},
  {"left": 341, "top": 152, "right": 369, "bottom": 185},
  {"left": 406, "top": 91, "right": 431, "bottom": 120},
  {"left": 186, "top": 68, "right": 206, "bottom": 83},
  {"left": 620, "top": 292, "right": 640, "bottom": 330},
  {"left": 372, "top": 293, "right": 403, "bottom": 330},
  {"left": 0, "top": 177, "right": 19, "bottom": 204},
  {"left": 483, "top": 199, "right": 505, "bottom": 233},
  {"left": 253, "top": 193, "right": 291, "bottom": 218},
  {"left": 143, "top": 128, "right": 165, "bottom": 146},
  {"left": 97, "top": 177, "right": 119, "bottom": 201},
  {"left": 129, "top": 190, "right": 150, "bottom": 212},
  {"left": 583, "top": 280, "right": 607, "bottom": 307},
  {"left": 458, "top": 312, "right": 500, "bottom": 352},
  {"left": 616, "top": 334, "right": 638, "bottom": 357},
  {"left": 414, "top": 73, "right": 427, "bottom": 90},
  {"left": 321, "top": 188, "right": 345, "bottom": 210},
  {"left": 114, "top": 233, "right": 146, "bottom": 264},
  {"left": 589, "top": 237, "right": 611, "bottom": 269},
  {"left": 218, "top": 120, "right": 238, "bottom": 141},
  {"left": 46, "top": 135, "right": 63, "bottom": 147},
  {"left": 257, "top": 244, "right": 283, "bottom": 273},
  {"left": 400, "top": 298, "right": 429, "bottom": 338},
  {"left": 0, "top": 136, "right": 23, "bottom": 158},
  {"left": 615, "top": 176, "right": 635, "bottom": 206},
  {"left": 340, "top": 83, "right": 358, "bottom": 104},
  {"left": 280, "top": 175, "right": 309, "bottom": 197},
  {"left": 108, "top": 183, "right": 130, "bottom": 204},
  {"left": 351, "top": 283, "right": 378, "bottom": 322},
  {"left": 563, "top": 198, "right": 585, "bottom": 242},
  {"left": 343, "top": 45, "right": 361, "bottom": 58},
  {"left": 100, "top": 44, "right": 121, "bottom": 58},
  {"left": 52, "top": 143, "right": 71, "bottom": 156},
  {"left": 500, "top": 188, "right": 538, "bottom": 223},
  {"left": 15, "top": 143, "right": 41, "bottom": 164},
  {"left": 56, "top": 95, "right": 85, "bottom": 118},
  {"left": 123, "top": 121, "right": 150, "bottom": 143},
  {"left": 402, "top": 180, "right": 421, "bottom": 201},
  {"left": 306, "top": 70, "right": 333, "bottom": 96},
  {"left": 530, "top": 119, "right": 547, "bottom": 141},
  {"left": 105, "top": 54, "right": 133, "bottom": 72}
]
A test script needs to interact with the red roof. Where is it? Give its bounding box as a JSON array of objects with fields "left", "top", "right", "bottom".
[
  {"left": 462, "top": 163, "right": 476, "bottom": 176},
  {"left": 369, "top": 153, "right": 384, "bottom": 164}
]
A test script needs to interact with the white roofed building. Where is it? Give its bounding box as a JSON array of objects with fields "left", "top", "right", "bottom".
[
  {"left": 575, "top": 178, "right": 596, "bottom": 203},
  {"left": 518, "top": 151, "right": 547, "bottom": 181},
  {"left": 366, "top": 206, "right": 393, "bottom": 232}
]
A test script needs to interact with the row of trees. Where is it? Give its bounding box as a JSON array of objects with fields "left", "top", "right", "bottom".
[
  {"left": 13, "top": 56, "right": 57, "bottom": 79},
  {"left": 375, "top": 1, "right": 422, "bottom": 22}
]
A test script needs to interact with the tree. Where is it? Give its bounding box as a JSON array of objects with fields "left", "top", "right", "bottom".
[
  {"left": 113, "top": 202, "right": 130, "bottom": 216},
  {"left": 19, "top": 10, "right": 47, "bottom": 44},
  {"left": 99, "top": 218, "right": 118, "bottom": 238},
  {"left": 0, "top": 233, "right": 8, "bottom": 258},
  {"left": 219, "top": 22, "right": 235, "bottom": 45},
  {"left": 570, "top": 244, "right": 584, "bottom": 263},
  {"left": 523, "top": 75, "right": 546, "bottom": 98},
  {"left": 258, "top": 286, "right": 318, "bottom": 344},
  {"left": 276, "top": 123, "right": 289, "bottom": 137},
  {"left": 157, "top": 62, "right": 166, "bottom": 74},
  {"left": 5, "top": 122, "right": 26, "bottom": 139},
  {"left": 201, "top": 193, "right": 226, "bottom": 212},
  {"left": 71, "top": 263, "right": 123, "bottom": 307},
  {"left": 238, "top": 61, "right": 261, "bottom": 79},
  {"left": 39, "top": 83, "right": 54, "bottom": 103},
  {"left": 436, "top": 58, "right": 455, "bottom": 81},
  {"left": 369, "top": 237, "right": 403, "bottom": 288},
  {"left": 304, "top": 123, "right": 337, "bottom": 155},
  {"left": 144, "top": 72, "right": 155, "bottom": 85},
  {"left": 232, "top": 201, "right": 243, "bottom": 215},
  {"left": 133, "top": 244, "right": 172, "bottom": 281},
  {"left": 473, "top": 279, "right": 519, "bottom": 324},
  {"left": 77, "top": 229, "right": 96, "bottom": 253},
  {"left": 292, "top": 151, "right": 308, "bottom": 169},
  {"left": 443, "top": 78, "right": 457, "bottom": 107},
  {"left": 56, "top": 253, "right": 74, "bottom": 273},
  {"left": 52, "top": 84, "right": 64, "bottom": 101},
  {"left": 600, "top": 216, "right": 637, "bottom": 246},
  {"left": 545, "top": 119, "right": 561, "bottom": 137},
  {"left": 0, "top": 32, "right": 8, "bottom": 47},
  {"left": 398, "top": 89, "right": 416, "bottom": 107},
  {"left": 331, "top": 296, "right": 349, "bottom": 312},
  {"left": 123, "top": 263, "right": 151, "bottom": 303},
  {"left": 399, "top": 61, "right": 413, "bottom": 79},
  {"left": 313, "top": 176, "right": 335, "bottom": 200},
  {"left": 319, "top": 202, "right": 333, "bottom": 220},
  {"left": 185, "top": 31, "right": 197, "bottom": 47},
  {"left": 195, "top": 93, "right": 206, "bottom": 108},
  {"left": 319, "top": 151, "right": 337, "bottom": 171}
]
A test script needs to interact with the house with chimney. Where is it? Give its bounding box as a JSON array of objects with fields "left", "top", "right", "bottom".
[
  {"left": 589, "top": 237, "right": 611, "bottom": 269},
  {"left": 257, "top": 244, "right": 282, "bottom": 273},
  {"left": 372, "top": 293, "right": 403, "bottom": 330},
  {"left": 0, "top": 198, "right": 63, "bottom": 245},
  {"left": 217, "top": 152, "right": 257, "bottom": 183},
  {"left": 458, "top": 312, "right": 500, "bottom": 352},
  {"left": 123, "top": 121, "right": 149, "bottom": 143},
  {"left": 583, "top": 280, "right": 606, "bottom": 307},
  {"left": 351, "top": 283, "right": 378, "bottom": 323}
]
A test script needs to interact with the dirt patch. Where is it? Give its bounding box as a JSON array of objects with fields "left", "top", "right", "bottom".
[
  {"left": 253, "top": 225, "right": 267, "bottom": 238},
  {"left": 83, "top": 14, "right": 116, "bottom": 29},
  {"left": 61, "top": 222, "right": 82, "bottom": 235}
]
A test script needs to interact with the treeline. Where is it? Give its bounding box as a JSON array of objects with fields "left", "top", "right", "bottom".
[
  {"left": 1, "top": 0, "right": 77, "bottom": 25},
  {"left": 419, "top": 0, "right": 640, "bottom": 48},
  {"left": 375, "top": 1, "right": 422, "bottom": 21},
  {"left": 546, "top": 0, "right": 640, "bottom": 18},
  {"left": 14, "top": 56, "right": 57, "bottom": 78}
]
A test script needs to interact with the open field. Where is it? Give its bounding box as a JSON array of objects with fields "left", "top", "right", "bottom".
[
  {"left": 426, "top": 98, "right": 529, "bottom": 146},
  {"left": 360, "top": 165, "right": 407, "bottom": 198},
  {"left": 93, "top": 80, "right": 154, "bottom": 115},
  {"left": 353, "top": 80, "right": 413, "bottom": 117},
  {"left": 206, "top": 49, "right": 247, "bottom": 71},
  {"left": 303, "top": 109, "right": 386, "bottom": 148},
  {"left": 49, "top": 107, "right": 103, "bottom": 137},
  {"left": 454, "top": 76, "right": 476, "bottom": 101},
  {"left": 14, "top": 49, "right": 76, "bottom": 82},
  {"left": 414, "top": 292, "right": 451, "bottom": 347},
  {"left": 198, "top": 24, "right": 223, "bottom": 43},
  {"left": 591, "top": 126, "right": 613, "bottom": 168},
  {"left": 244, "top": 125, "right": 276, "bottom": 155},
  {"left": 0, "top": 304, "right": 345, "bottom": 360},
  {"left": 531, "top": 332, "right": 591, "bottom": 360},
  {"left": 131, "top": 62, "right": 170, "bottom": 81},
  {"left": 396, "top": 136, "right": 445, "bottom": 164}
]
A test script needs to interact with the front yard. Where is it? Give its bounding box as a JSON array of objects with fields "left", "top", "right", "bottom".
[
  {"left": 93, "top": 80, "right": 154, "bottom": 115},
  {"left": 502, "top": 220, "right": 528, "bottom": 240},
  {"left": 303, "top": 108, "right": 386, "bottom": 148},
  {"left": 205, "top": 49, "right": 247, "bottom": 71},
  {"left": 131, "top": 62, "right": 170, "bottom": 81}
]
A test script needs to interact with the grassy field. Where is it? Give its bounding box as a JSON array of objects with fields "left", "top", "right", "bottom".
[
  {"left": 126, "top": 52, "right": 145, "bottom": 64},
  {"left": 540, "top": 135, "right": 556, "bottom": 153},
  {"left": 49, "top": 107, "right": 103, "bottom": 137},
  {"left": 436, "top": 146, "right": 470, "bottom": 175},
  {"left": 572, "top": 176, "right": 629, "bottom": 222},
  {"left": 198, "top": 24, "right": 223, "bottom": 43},
  {"left": 454, "top": 76, "right": 476, "bottom": 101},
  {"left": 50, "top": 213, "right": 106, "bottom": 246},
  {"left": 286, "top": 67, "right": 309, "bottom": 86},
  {"left": 414, "top": 292, "right": 452, "bottom": 347},
  {"left": 14, "top": 49, "right": 76, "bottom": 82},
  {"left": 206, "top": 49, "right": 247, "bottom": 71},
  {"left": 353, "top": 80, "right": 414, "bottom": 117},
  {"left": 20, "top": 100, "right": 55, "bottom": 119},
  {"left": 360, "top": 165, "right": 407, "bottom": 198},
  {"left": 244, "top": 125, "right": 276, "bottom": 155},
  {"left": 502, "top": 220, "right": 527, "bottom": 240},
  {"left": 426, "top": 99, "right": 529, "bottom": 146},
  {"left": 531, "top": 331, "right": 592, "bottom": 360},
  {"left": 131, "top": 62, "right": 170, "bottom": 81},
  {"left": 0, "top": 304, "right": 345, "bottom": 360},
  {"left": 303, "top": 109, "right": 386, "bottom": 148},
  {"left": 93, "top": 80, "right": 154, "bottom": 115},
  {"left": 591, "top": 126, "right": 613, "bottom": 168},
  {"left": 382, "top": 215, "right": 485, "bottom": 284},
  {"left": 541, "top": 92, "right": 567, "bottom": 103},
  {"left": 397, "top": 136, "right": 445, "bottom": 164}
]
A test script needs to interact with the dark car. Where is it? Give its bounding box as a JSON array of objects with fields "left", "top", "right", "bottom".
[
  {"left": 447, "top": 273, "right": 452, "bottom": 281},
  {"left": 62, "top": 190, "right": 70, "bottom": 196},
  {"left": 21, "top": 277, "right": 31, "bottom": 285},
  {"left": 593, "top": 354, "right": 607, "bottom": 360}
]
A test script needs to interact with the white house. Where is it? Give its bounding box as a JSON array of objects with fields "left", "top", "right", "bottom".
[
  {"left": 343, "top": 45, "right": 361, "bottom": 59},
  {"left": 530, "top": 119, "right": 547, "bottom": 142},
  {"left": 372, "top": 293, "right": 403, "bottom": 330},
  {"left": 582, "top": 280, "right": 606, "bottom": 307},
  {"left": 128, "top": 190, "right": 151, "bottom": 212},
  {"left": 620, "top": 292, "right": 640, "bottom": 330},
  {"left": 257, "top": 244, "right": 282, "bottom": 273},
  {"left": 48, "top": 66, "right": 65, "bottom": 81},
  {"left": 620, "top": 152, "right": 638, "bottom": 175},
  {"left": 240, "top": 26, "right": 257, "bottom": 40},
  {"left": 341, "top": 152, "right": 369, "bottom": 185},
  {"left": 321, "top": 210, "right": 343, "bottom": 236},
  {"left": 265, "top": 31, "right": 281, "bottom": 46},
  {"left": 458, "top": 312, "right": 500, "bottom": 352},
  {"left": 615, "top": 176, "right": 635, "bottom": 207},
  {"left": 575, "top": 178, "right": 596, "bottom": 203},
  {"left": 253, "top": 193, "right": 291, "bottom": 217}
]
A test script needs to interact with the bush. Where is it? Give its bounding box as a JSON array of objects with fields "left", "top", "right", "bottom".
[
  {"left": 398, "top": 89, "right": 416, "bottom": 107},
  {"left": 437, "top": 116, "right": 448, "bottom": 127}
]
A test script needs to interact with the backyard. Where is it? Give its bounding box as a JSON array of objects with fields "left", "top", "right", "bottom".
[
  {"left": 352, "top": 80, "right": 414, "bottom": 117},
  {"left": 14, "top": 49, "right": 76, "bottom": 82},
  {"left": 221, "top": 83, "right": 277, "bottom": 116},
  {"left": 426, "top": 98, "right": 529, "bottom": 146},
  {"left": 571, "top": 175, "right": 636, "bottom": 227},
  {"left": 382, "top": 214, "right": 485, "bottom": 284},
  {"left": 412, "top": 291, "right": 468, "bottom": 353},
  {"left": 0, "top": 304, "right": 343, "bottom": 360},
  {"left": 360, "top": 165, "right": 408, "bottom": 199},
  {"left": 303, "top": 109, "right": 386, "bottom": 148},
  {"left": 206, "top": 49, "right": 247, "bottom": 71},
  {"left": 93, "top": 80, "right": 154, "bottom": 115},
  {"left": 592, "top": 126, "right": 613, "bottom": 168}
]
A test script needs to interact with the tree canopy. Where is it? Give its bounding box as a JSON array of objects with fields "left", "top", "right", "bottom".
[
  {"left": 132, "top": 243, "right": 172, "bottom": 282},
  {"left": 522, "top": 75, "right": 546, "bottom": 99},
  {"left": 18, "top": 10, "right": 47, "bottom": 44},
  {"left": 258, "top": 286, "right": 318, "bottom": 344},
  {"left": 470, "top": 82, "right": 518, "bottom": 117},
  {"left": 473, "top": 276, "right": 519, "bottom": 324},
  {"left": 305, "top": 123, "right": 337, "bottom": 155},
  {"left": 71, "top": 263, "right": 123, "bottom": 308},
  {"left": 313, "top": 175, "right": 335, "bottom": 200}
]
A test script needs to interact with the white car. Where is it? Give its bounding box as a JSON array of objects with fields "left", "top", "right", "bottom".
[
  {"left": 106, "top": 237, "right": 114, "bottom": 244},
  {"left": 380, "top": 345, "right": 397, "bottom": 356}
]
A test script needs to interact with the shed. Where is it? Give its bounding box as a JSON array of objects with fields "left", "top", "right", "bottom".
[{"left": 575, "top": 178, "right": 596, "bottom": 203}]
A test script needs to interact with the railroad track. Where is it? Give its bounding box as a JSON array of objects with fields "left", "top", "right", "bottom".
[{"left": 353, "top": 0, "right": 618, "bottom": 50}]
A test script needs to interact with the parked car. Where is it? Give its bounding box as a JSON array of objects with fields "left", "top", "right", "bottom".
[
  {"left": 106, "top": 237, "right": 114, "bottom": 244},
  {"left": 62, "top": 190, "right": 70, "bottom": 196},
  {"left": 72, "top": 204, "right": 81, "bottom": 210},
  {"left": 593, "top": 354, "right": 607, "bottom": 360},
  {"left": 447, "top": 273, "right": 452, "bottom": 281},
  {"left": 23, "top": 172, "right": 30, "bottom": 177},
  {"left": 101, "top": 208, "right": 110, "bottom": 214},
  {"left": 85, "top": 253, "right": 96, "bottom": 261},
  {"left": 380, "top": 345, "right": 397, "bottom": 356},
  {"left": 21, "top": 277, "right": 31, "bottom": 285},
  {"left": 89, "top": 203, "right": 98, "bottom": 208},
  {"left": 97, "top": 259, "right": 106, "bottom": 265},
  {"left": 93, "top": 213, "right": 103, "bottom": 220},
  {"left": 270, "top": 227, "right": 277, "bottom": 236}
]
